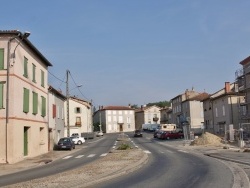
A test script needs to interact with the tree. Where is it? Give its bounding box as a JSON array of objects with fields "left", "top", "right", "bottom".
[{"left": 147, "top": 101, "right": 171, "bottom": 108}]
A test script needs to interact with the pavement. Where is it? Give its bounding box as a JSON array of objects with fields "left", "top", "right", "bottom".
[{"left": 1, "top": 137, "right": 250, "bottom": 186}]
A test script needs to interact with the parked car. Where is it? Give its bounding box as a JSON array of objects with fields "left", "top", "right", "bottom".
[
  {"left": 161, "top": 131, "right": 184, "bottom": 140},
  {"left": 70, "top": 136, "right": 85, "bottom": 145},
  {"left": 57, "top": 137, "right": 75, "bottom": 150},
  {"left": 71, "top": 133, "right": 79, "bottom": 137},
  {"left": 153, "top": 129, "right": 160, "bottom": 138},
  {"left": 134, "top": 130, "right": 143, "bottom": 137},
  {"left": 156, "top": 130, "right": 166, "bottom": 139},
  {"left": 96, "top": 131, "right": 104, "bottom": 137}
]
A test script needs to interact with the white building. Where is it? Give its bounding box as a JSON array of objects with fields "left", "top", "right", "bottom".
[
  {"left": 65, "top": 96, "right": 92, "bottom": 136},
  {"left": 93, "top": 106, "right": 135, "bottom": 133},
  {"left": 48, "top": 86, "right": 66, "bottom": 150}
]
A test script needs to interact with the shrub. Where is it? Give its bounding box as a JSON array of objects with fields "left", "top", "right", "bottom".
[{"left": 117, "top": 143, "right": 132, "bottom": 150}]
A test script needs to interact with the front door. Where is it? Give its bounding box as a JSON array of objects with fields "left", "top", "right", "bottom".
[
  {"left": 24, "top": 127, "right": 29, "bottom": 156},
  {"left": 119, "top": 124, "right": 123, "bottom": 132}
]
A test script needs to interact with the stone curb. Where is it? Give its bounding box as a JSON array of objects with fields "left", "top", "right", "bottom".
[
  {"left": 83, "top": 149, "right": 149, "bottom": 188},
  {"left": 204, "top": 153, "right": 250, "bottom": 166}
]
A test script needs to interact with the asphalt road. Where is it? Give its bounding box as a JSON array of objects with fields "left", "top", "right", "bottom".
[
  {"left": 0, "top": 134, "right": 118, "bottom": 187},
  {"left": 95, "top": 132, "right": 233, "bottom": 188}
]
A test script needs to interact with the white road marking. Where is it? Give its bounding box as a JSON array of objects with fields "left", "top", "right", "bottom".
[
  {"left": 112, "top": 146, "right": 116, "bottom": 149},
  {"left": 62, "top": 156, "right": 73, "bottom": 159},
  {"left": 144, "top": 150, "right": 151, "bottom": 154},
  {"left": 87, "top": 154, "right": 96, "bottom": 158},
  {"left": 100, "top": 153, "right": 108, "bottom": 157},
  {"left": 75, "top": 155, "right": 84, "bottom": 158},
  {"left": 178, "top": 150, "right": 189, "bottom": 153}
]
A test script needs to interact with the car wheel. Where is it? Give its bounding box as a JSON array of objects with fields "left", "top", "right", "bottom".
[
  {"left": 167, "top": 137, "right": 170, "bottom": 140},
  {"left": 77, "top": 140, "right": 82, "bottom": 145}
]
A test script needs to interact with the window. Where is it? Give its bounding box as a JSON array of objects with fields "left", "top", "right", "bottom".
[
  {"left": 0, "top": 49, "right": 4, "bottom": 70},
  {"left": 75, "top": 107, "right": 81, "bottom": 113},
  {"left": 32, "top": 92, "right": 38, "bottom": 115},
  {"left": 215, "top": 107, "right": 218, "bottom": 117},
  {"left": 41, "top": 96, "right": 46, "bottom": 117},
  {"left": 222, "top": 105, "right": 225, "bottom": 116},
  {"left": 23, "top": 88, "right": 29, "bottom": 113},
  {"left": 76, "top": 117, "right": 81, "bottom": 126},
  {"left": 32, "top": 64, "right": 36, "bottom": 83},
  {"left": 41, "top": 70, "right": 44, "bottom": 87},
  {"left": 0, "top": 82, "right": 4, "bottom": 108},
  {"left": 23, "top": 57, "right": 28, "bottom": 78}
]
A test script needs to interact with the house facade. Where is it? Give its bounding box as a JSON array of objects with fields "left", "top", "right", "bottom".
[
  {"left": 48, "top": 86, "right": 66, "bottom": 150},
  {"left": 203, "top": 82, "right": 244, "bottom": 136},
  {"left": 135, "top": 105, "right": 161, "bottom": 130},
  {"left": 0, "top": 30, "right": 52, "bottom": 164},
  {"left": 160, "top": 107, "right": 172, "bottom": 124},
  {"left": 182, "top": 92, "right": 209, "bottom": 129},
  {"left": 93, "top": 106, "right": 135, "bottom": 133},
  {"left": 171, "top": 89, "right": 201, "bottom": 127},
  {"left": 65, "top": 96, "right": 92, "bottom": 137},
  {"left": 235, "top": 56, "right": 250, "bottom": 133}
]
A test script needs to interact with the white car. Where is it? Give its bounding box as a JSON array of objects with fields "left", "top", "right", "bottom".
[
  {"left": 70, "top": 136, "right": 85, "bottom": 145},
  {"left": 96, "top": 131, "right": 104, "bottom": 137}
]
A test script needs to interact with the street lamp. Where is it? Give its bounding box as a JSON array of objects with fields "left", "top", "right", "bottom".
[{"left": 5, "top": 31, "right": 30, "bottom": 163}]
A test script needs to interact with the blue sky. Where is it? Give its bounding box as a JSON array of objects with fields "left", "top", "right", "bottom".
[{"left": 2, "top": 1, "right": 250, "bottom": 107}]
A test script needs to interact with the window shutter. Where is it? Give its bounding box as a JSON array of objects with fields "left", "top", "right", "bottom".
[
  {"left": 41, "top": 70, "right": 44, "bottom": 87},
  {"left": 0, "top": 83, "right": 3, "bottom": 108},
  {"left": 53, "top": 104, "right": 56, "bottom": 118},
  {"left": 23, "top": 57, "right": 28, "bottom": 78},
  {"left": 32, "top": 92, "right": 38, "bottom": 114},
  {"left": 41, "top": 96, "right": 46, "bottom": 117},
  {"left": 0, "top": 49, "right": 4, "bottom": 70},
  {"left": 23, "top": 88, "right": 29, "bottom": 113}
]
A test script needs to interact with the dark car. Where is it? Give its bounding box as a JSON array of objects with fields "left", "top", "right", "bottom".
[
  {"left": 134, "top": 130, "right": 143, "bottom": 137},
  {"left": 57, "top": 137, "right": 75, "bottom": 150}
]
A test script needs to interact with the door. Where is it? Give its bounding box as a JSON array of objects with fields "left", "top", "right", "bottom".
[
  {"left": 24, "top": 127, "right": 29, "bottom": 156},
  {"left": 119, "top": 124, "right": 123, "bottom": 132}
]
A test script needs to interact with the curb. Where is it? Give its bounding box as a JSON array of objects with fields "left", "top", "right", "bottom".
[{"left": 204, "top": 153, "right": 250, "bottom": 166}]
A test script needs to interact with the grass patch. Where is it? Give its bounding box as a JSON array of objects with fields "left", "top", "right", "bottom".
[{"left": 117, "top": 143, "right": 132, "bottom": 150}]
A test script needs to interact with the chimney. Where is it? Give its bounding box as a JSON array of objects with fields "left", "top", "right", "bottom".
[
  {"left": 128, "top": 104, "right": 131, "bottom": 108},
  {"left": 225, "top": 82, "right": 230, "bottom": 93}
]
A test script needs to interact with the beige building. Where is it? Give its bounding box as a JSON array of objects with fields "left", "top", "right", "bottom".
[
  {"left": 135, "top": 105, "right": 161, "bottom": 130},
  {"left": 171, "top": 89, "right": 201, "bottom": 127},
  {"left": 203, "top": 82, "right": 244, "bottom": 135},
  {"left": 93, "top": 106, "right": 135, "bottom": 133},
  {"left": 160, "top": 107, "right": 172, "bottom": 124},
  {"left": 182, "top": 92, "right": 209, "bottom": 129},
  {"left": 0, "top": 30, "right": 52, "bottom": 164}
]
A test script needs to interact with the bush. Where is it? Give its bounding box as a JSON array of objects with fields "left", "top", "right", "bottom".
[{"left": 117, "top": 143, "right": 132, "bottom": 150}]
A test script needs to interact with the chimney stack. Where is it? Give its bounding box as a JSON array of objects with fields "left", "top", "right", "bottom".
[{"left": 225, "top": 82, "right": 230, "bottom": 93}]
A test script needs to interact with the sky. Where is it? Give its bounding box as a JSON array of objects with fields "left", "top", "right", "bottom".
[{"left": 2, "top": 0, "right": 250, "bottom": 108}]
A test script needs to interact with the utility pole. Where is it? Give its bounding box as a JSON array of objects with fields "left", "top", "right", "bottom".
[{"left": 66, "top": 70, "right": 70, "bottom": 137}]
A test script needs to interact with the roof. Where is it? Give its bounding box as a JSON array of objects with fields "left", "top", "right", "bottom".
[
  {"left": 100, "top": 106, "right": 134, "bottom": 111},
  {"left": 186, "top": 92, "right": 210, "bottom": 101},
  {"left": 48, "top": 85, "right": 66, "bottom": 100},
  {"left": 69, "top": 96, "right": 92, "bottom": 108},
  {"left": 0, "top": 30, "right": 52, "bottom": 67},
  {"left": 239, "top": 56, "right": 250, "bottom": 65}
]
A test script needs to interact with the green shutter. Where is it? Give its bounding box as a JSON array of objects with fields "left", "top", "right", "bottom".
[
  {"left": 41, "top": 96, "right": 46, "bottom": 117},
  {"left": 0, "top": 83, "right": 3, "bottom": 108},
  {"left": 0, "top": 49, "right": 4, "bottom": 70},
  {"left": 32, "top": 64, "right": 36, "bottom": 83},
  {"left": 23, "top": 57, "right": 28, "bottom": 78},
  {"left": 41, "top": 70, "right": 44, "bottom": 87},
  {"left": 23, "top": 88, "right": 29, "bottom": 113},
  {"left": 32, "top": 92, "right": 38, "bottom": 114}
]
